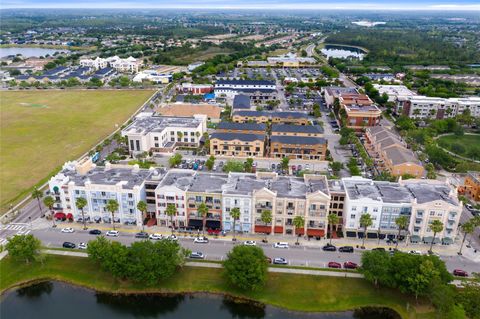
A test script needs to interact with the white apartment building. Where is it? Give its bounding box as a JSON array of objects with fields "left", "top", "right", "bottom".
[
  {"left": 80, "top": 56, "right": 141, "bottom": 73},
  {"left": 396, "top": 96, "right": 480, "bottom": 119},
  {"left": 121, "top": 114, "right": 207, "bottom": 155},
  {"left": 372, "top": 84, "right": 416, "bottom": 102},
  {"left": 214, "top": 79, "right": 277, "bottom": 99}
]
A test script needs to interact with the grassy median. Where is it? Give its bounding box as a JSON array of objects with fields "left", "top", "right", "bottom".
[{"left": 0, "top": 255, "right": 436, "bottom": 319}]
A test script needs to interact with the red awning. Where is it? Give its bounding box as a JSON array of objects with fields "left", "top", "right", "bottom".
[
  {"left": 274, "top": 226, "right": 283, "bottom": 234},
  {"left": 307, "top": 229, "right": 325, "bottom": 237},
  {"left": 295, "top": 228, "right": 305, "bottom": 235},
  {"left": 254, "top": 225, "right": 271, "bottom": 234},
  {"left": 54, "top": 212, "right": 66, "bottom": 219},
  {"left": 66, "top": 213, "right": 74, "bottom": 220}
]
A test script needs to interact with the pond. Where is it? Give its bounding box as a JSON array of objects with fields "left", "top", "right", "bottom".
[
  {"left": 0, "top": 281, "right": 401, "bottom": 319},
  {"left": 321, "top": 45, "right": 366, "bottom": 60},
  {"left": 0, "top": 47, "right": 69, "bottom": 58}
]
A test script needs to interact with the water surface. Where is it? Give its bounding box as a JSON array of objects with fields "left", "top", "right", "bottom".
[
  {"left": 321, "top": 45, "right": 365, "bottom": 60},
  {"left": 0, "top": 47, "right": 69, "bottom": 58}
]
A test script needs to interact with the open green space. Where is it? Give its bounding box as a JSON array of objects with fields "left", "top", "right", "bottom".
[
  {"left": 437, "top": 134, "right": 480, "bottom": 161},
  {"left": 0, "top": 90, "right": 153, "bottom": 213},
  {"left": 0, "top": 255, "right": 436, "bottom": 319}
]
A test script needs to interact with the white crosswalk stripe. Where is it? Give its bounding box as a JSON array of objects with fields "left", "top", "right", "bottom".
[{"left": 0, "top": 238, "right": 8, "bottom": 246}]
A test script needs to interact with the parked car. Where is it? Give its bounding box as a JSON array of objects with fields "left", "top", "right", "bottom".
[
  {"left": 273, "top": 257, "right": 288, "bottom": 265},
  {"left": 339, "top": 246, "right": 354, "bottom": 253},
  {"left": 322, "top": 244, "right": 336, "bottom": 252},
  {"left": 244, "top": 240, "right": 256, "bottom": 246},
  {"left": 135, "top": 232, "right": 149, "bottom": 239},
  {"left": 194, "top": 237, "right": 209, "bottom": 243},
  {"left": 106, "top": 230, "right": 119, "bottom": 237},
  {"left": 409, "top": 250, "right": 422, "bottom": 255},
  {"left": 328, "top": 261, "right": 342, "bottom": 269},
  {"left": 61, "top": 227, "right": 74, "bottom": 233},
  {"left": 149, "top": 233, "right": 163, "bottom": 240},
  {"left": 78, "top": 242, "right": 88, "bottom": 250},
  {"left": 62, "top": 242, "right": 76, "bottom": 249},
  {"left": 189, "top": 252, "right": 205, "bottom": 259},
  {"left": 343, "top": 261, "right": 358, "bottom": 269},
  {"left": 453, "top": 269, "right": 468, "bottom": 277},
  {"left": 273, "top": 242, "right": 289, "bottom": 249},
  {"left": 89, "top": 229, "right": 101, "bottom": 235},
  {"left": 167, "top": 234, "right": 178, "bottom": 241},
  {"left": 465, "top": 204, "right": 473, "bottom": 211}
]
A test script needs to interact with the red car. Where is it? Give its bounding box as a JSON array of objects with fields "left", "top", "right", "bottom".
[
  {"left": 328, "top": 261, "right": 342, "bottom": 269},
  {"left": 343, "top": 261, "right": 358, "bottom": 269},
  {"left": 453, "top": 269, "right": 468, "bottom": 277}
]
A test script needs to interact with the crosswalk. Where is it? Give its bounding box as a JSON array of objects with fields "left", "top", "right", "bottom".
[{"left": 0, "top": 223, "right": 31, "bottom": 246}]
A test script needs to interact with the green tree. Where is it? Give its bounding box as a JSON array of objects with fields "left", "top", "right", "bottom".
[
  {"left": 166, "top": 204, "right": 177, "bottom": 235},
  {"left": 75, "top": 197, "right": 88, "bottom": 230},
  {"left": 359, "top": 213, "right": 373, "bottom": 248},
  {"left": 394, "top": 215, "right": 409, "bottom": 249},
  {"left": 260, "top": 210, "right": 272, "bottom": 242},
  {"left": 197, "top": 202, "right": 208, "bottom": 237},
  {"left": 137, "top": 200, "right": 147, "bottom": 232},
  {"left": 429, "top": 220, "right": 444, "bottom": 253},
  {"left": 222, "top": 160, "right": 244, "bottom": 173},
  {"left": 205, "top": 155, "right": 215, "bottom": 171},
  {"left": 230, "top": 207, "right": 241, "bottom": 241},
  {"left": 31, "top": 188, "right": 43, "bottom": 216},
  {"left": 407, "top": 259, "right": 439, "bottom": 300},
  {"left": 87, "top": 236, "right": 130, "bottom": 278},
  {"left": 329, "top": 161, "right": 343, "bottom": 175},
  {"left": 360, "top": 250, "right": 392, "bottom": 287},
  {"left": 5, "top": 234, "right": 41, "bottom": 264},
  {"left": 327, "top": 213, "right": 339, "bottom": 245},
  {"left": 281, "top": 157, "right": 289, "bottom": 171},
  {"left": 106, "top": 199, "right": 119, "bottom": 231},
  {"left": 244, "top": 158, "right": 254, "bottom": 173},
  {"left": 169, "top": 153, "right": 182, "bottom": 168},
  {"left": 43, "top": 195, "right": 56, "bottom": 227},
  {"left": 457, "top": 273, "right": 480, "bottom": 319},
  {"left": 293, "top": 215, "right": 305, "bottom": 245},
  {"left": 223, "top": 245, "right": 268, "bottom": 291},
  {"left": 458, "top": 221, "right": 474, "bottom": 255}
]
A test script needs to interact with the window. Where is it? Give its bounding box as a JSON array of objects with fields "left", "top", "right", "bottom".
[
  {"left": 430, "top": 211, "right": 435, "bottom": 216},
  {"left": 350, "top": 214, "right": 356, "bottom": 219},
  {"left": 351, "top": 206, "right": 357, "bottom": 211}
]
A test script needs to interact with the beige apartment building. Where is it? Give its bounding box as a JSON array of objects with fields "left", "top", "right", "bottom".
[{"left": 210, "top": 132, "right": 265, "bottom": 157}]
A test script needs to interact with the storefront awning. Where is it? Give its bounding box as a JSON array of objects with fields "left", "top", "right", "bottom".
[
  {"left": 423, "top": 236, "right": 440, "bottom": 243},
  {"left": 54, "top": 212, "right": 66, "bottom": 219},
  {"left": 442, "top": 237, "right": 453, "bottom": 245},
  {"left": 66, "top": 213, "right": 73, "bottom": 220},
  {"left": 188, "top": 219, "right": 203, "bottom": 229},
  {"left": 306, "top": 229, "right": 324, "bottom": 237},
  {"left": 410, "top": 235, "right": 421, "bottom": 243},
  {"left": 206, "top": 220, "right": 221, "bottom": 230}
]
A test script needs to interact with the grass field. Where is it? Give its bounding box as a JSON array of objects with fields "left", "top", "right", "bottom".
[
  {"left": 437, "top": 134, "right": 480, "bottom": 160},
  {"left": 0, "top": 255, "right": 437, "bottom": 319},
  {"left": 0, "top": 90, "right": 153, "bottom": 213}
]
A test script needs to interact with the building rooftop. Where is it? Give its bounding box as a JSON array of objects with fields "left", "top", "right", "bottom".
[
  {"left": 188, "top": 173, "right": 229, "bottom": 193},
  {"left": 156, "top": 103, "right": 222, "bottom": 119},
  {"left": 122, "top": 115, "right": 202, "bottom": 136},
  {"left": 272, "top": 124, "right": 323, "bottom": 134},
  {"left": 404, "top": 182, "right": 457, "bottom": 205},
  {"left": 343, "top": 178, "right": 413, "bottom": 203},
  {"left": 233, "top": 94, "right": 251, "bottom": 109},
  {"left": 157, "top": 169, "right": 196, "bottom": 190},
  {"left": 216, "top": 122, "right": 266, "bottom": 132},
  {"left": 270, "top": 135, "right": 326, "bottom": 145},
  {"left": 325, "top": 86, "right": 358, "bottom": 98},
  {"left": 215, "top": 79, "right": 275, "bottom": 86},
  {"left": 384, "top": 146, "right": 421, "bottom": 166},
  {"left": 233, "top": 110, "right": 309, "bottom": 119},
  {"left": 210, "top": 132, "right": 265, "bottom": 142},
  {"left": 223, "top": 173, "right": 267, "bottom": 196},
  {"left": 269, "top": 176, "right": 308, "bottom": 199}
]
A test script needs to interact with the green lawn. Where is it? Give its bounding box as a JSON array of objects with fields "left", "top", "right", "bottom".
[
  {"left": 0, "top": 255, "right": 436, "bottom": 319},
  {"left": 0, "top": 90, "right": 153, "bottom": 213},
  {"left": 437, "top": 134, "right": 480, "bottom": 160}
]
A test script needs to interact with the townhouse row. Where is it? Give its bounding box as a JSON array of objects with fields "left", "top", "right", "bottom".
[{"left": 48, "top": 160, "right": 462, "bottom": 243}]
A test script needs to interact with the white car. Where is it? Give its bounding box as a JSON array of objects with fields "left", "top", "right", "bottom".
[
  {"left": 409, "top": 250, "right": 422, "bottom": 255},
  {"left": 194, "top": 237, "right": 209, "bottom": 243},
  {"left": 244, "top": 240, "right": 256, "bottom": 246},
  {"left": 61, "top": 227, "right": 74, "bottom": 233},
  {"left": 273, "top": 242, "right": 289, "bottom": 249},
  {"left": 78, "top": 242, "right": 88, "bottom": 250},
  {"left": 189, "top": 252, "right": 205, "bottom": 259},
  {"left": 106, "top": 230, "right": 119, "bottom": 237},
  {"left": 167, "top": 234, "right": 178, "bottom": 241},
  {"left": 149, "top": 233, "right": 163, "bottom": 240},
  {"left": 273, "top": 257, "right": 288, "bottom": 265}
]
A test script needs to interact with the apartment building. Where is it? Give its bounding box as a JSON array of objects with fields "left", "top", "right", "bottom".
[
  {"left": 216, "top": 122, "right": 266, "bottom": 134},
  {"left": 214, "top": 79, "right": 277, "bottom": 102},
  {"left": 232, "top": 110, "right": 310, "bottom": 125},
  {"left": 271, "top": 124, "right": 324, "bottom": 137},
  {"left": 339, "top": 93, "right": 382, "bottom": 129},
  {"left": 463, "top": 171, "right": 480, "bottom": 201},
  {"left": 121, "top": 114, "right": 207, "bottom": 154},
  {"left": 328, "top": 180, "right": 346, "bottom": 235},
  {"left": 48, "top": 159, "right": 163, "bottom": 226},
  {"left": 396, "top": 96, "right": 480, "bottom": 119},
  {"left": 270, "top": 135, "right": 327, "bottom": 160},
  {"left": 323, "top": 86, "right": 358, "bottom": 108},
  {"left": 365, "top": 126, "right": 424, "bottom": 178},
  {"left": 372, "top": 84, "right": 416, "bottom": 102},
  {"left": 210, "top": 132, "right": 266, "bottom": 157},
  {"left": 80, "top": 56, "right": 141, "bottom": 73}
]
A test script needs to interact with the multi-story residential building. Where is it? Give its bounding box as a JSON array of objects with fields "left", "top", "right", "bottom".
[
  {"left": 463, "top": 171, "right": 480, "bottom": 201},
  {"left": 327, "top": 179, "right": 346, "bottom": 236},
  {"left": 396, "top": 96, "right": 480, "bottom": 119},
  {"left": 233, "top": 94, "right": 251, "bottom": 110},
  {"left": 121, "top": 114, "right": 207, "bottom": 155},
  {"left": 339, "top": 93, "right": 382, "bottom": 129},
  {"left": 232, "top": 111, "right": 310, "bottom": 125},
  {"left": 48, "top": 159, "right": 163, "bottom": 226},
  {"left": 271, "top": 124, "right": 324, "bottom": 137},
  {"left": 210, "top": 132, "right": 266, "bottom": 157},
  {"left": 270, "top": 135, "right": 327, "bottom": 160},
  {"left": 323, "top": 86, "right": 358, "bottom": 108},
  {"left": 80, "top": 56, "right": 141, "bottom": 73},
  {"left": 214, "top": 79, "right": 277, "bottom": 102},
  {"left": 365, "top": 126, "right": 424, "bottom": 178},
  {"left": 216, "top": 122, "right": 266, "bottom": 134}
]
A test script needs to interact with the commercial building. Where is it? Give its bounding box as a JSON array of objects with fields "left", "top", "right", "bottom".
[
  {"left": 121, "top": 114, "right": 207, "bottom": 154},
  {"left": 214, "top": 79, "right": 277, "bottom": 102},
  {"left": 323, "top": 86, "right": 358, "bottom": 108},
  {"left": 156, "top": 103, "right": 223, "bottom": 123},
  {"left": 210, "top": 132, "right": 266, "bottom": 157},
  {"left": 133, "top": 70, "right": 172, "bottom": 84},
  {"left": 177, "top": 83, "right": 213, "bottom": 94},
  {"left": 464, "top": 171, "right": 480, "bottom": 201},
  {"left": 372, "top": 84, "right": 416, "bottom": 102},
  {"left": 396, "top": 96, "right": 480, "bottom": 119},
  {"left": 232, "top": 110, "right": 310, "bottom": 125},
  {"left": 339, "top": 93, "right": 382, "bottom": 129},
  {"left": 80, "top": 56, "right": 141, "bottom": 73}
]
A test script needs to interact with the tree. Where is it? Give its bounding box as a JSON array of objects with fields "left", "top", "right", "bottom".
[
  {"left": 137, "top": 200, "right": 147, "bottom": 232},
  {"left": 197, "top": 203, "right": 208, "bottom": 237},
  {"left": 458, "top": 221, "right": 474, "bottom": 255},
  {"left": 169, "top": 153, "right": 182, "bottom": 168},
  {"left": 329, "top": 161, "right": 343, "bottom": 175},
  {"left": 407, "top": 259, "right": 439, "bottom": 300},
  {"left": 87, "top": 237, "right": 132, "bottom": 279},
  {"left": 106, "top": 199, "right": 119, "bottom": 231},
  {"left": 327, "top": 213, "right": 339, "bottom": 244},
  {"left": 360, "top": 250, "right": 392, "bottom": 287},
  {"left": 281, "top": 157, "right": 289, "bottom": 171},
  {"left": 75, "top": 197, "right": 88, "bottom": 230},
  {"left": 5, "top": 234, "right": 41, "bottom": 264},
  {"left": 31, "top": 188, "right": 43, "bottom": 216},
  {"left": 293, "top": 216, "right": 305, "bottom": 245},
  {"left": 260, "top": 210, "right": 272, "bottom": 242},
  {"left": 166, "top": 204, "right": 177, "bottom": 234},
  {"left": 43, "top": 196, "right": 55, "bottom": 227},
  {"left": 230, "top": 207, "right": 241, "bottom": 241},
  {"left": 429, "top": 220, "right": 444, "bottom": 253},
  {"left": 457, "top": 273, "right": 480, "bottom": 319},
  {"left": 205, "top": 155, "right": 215, "bottom": 171},
  {"left": 359, "top": 213, "right": 373, "bottom": 248},
  {"left": 244, "top": 158, "right": 254, "bottom": 173},
  {"left": 223, "top": 245, "right": 268, "bottom": 291},
  {"left": 222, "top": 160, "right": 244, "bottom": 173},
  {"left": 394, "top": 215, "right": 409, "bottom": 249}
]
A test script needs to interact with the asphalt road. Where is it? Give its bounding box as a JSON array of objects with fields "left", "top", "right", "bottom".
[{"left": 32, "top": 228, "right": 479, "bottom": 273}]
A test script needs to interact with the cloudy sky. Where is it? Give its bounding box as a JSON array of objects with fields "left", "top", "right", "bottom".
[{"left": 2, "top": 0, "right": 480, "bottom": 10}]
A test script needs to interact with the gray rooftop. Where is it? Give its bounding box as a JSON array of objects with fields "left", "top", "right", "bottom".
[
  {"left": 384, "top": 146, "right": 421, "bottom": 166},
  {"left": 272, "top": 124, "right": 324, "bottom": 134},
  {"left": 157, "top": 170, "right": 196, "bottom": 190},
  {"left": 233, "top": 110, "right": 309, "bottom": 119},
  {"left": 188, "top": 173, "right": 229, "bottom": 193},
  {"left": 223, "top": 173, "right": 268, "bottom": 196},
  {"left": 404, "top": 183, "right": 458, "bottom": 205},
  {"left": 270, "top": 135, "right": 326, "bottom": 145},
  {"left": 216, "top": 122, "right": 266, "bottom": 132},
  {"left": 122, "top": 115, "right": 202, "bottom": 136},
  {"left": 343, "top": 179, "right": 413, "bottom": 203},
  {"left": 270, "top": 176, "right": 308, "bottom": 199},
  {"left": 210, "top": 132, "right": 264, "bottom": 142}
]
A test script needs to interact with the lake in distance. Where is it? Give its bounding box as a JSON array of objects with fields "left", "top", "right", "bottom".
[
  {"left": 0, "top": 47, "right": 69, "bottom": 58},
  {"left": 321, "top": 45, "right": 366, "bottom": 60}
]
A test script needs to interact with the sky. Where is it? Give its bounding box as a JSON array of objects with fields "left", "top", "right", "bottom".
[{"left": 1, "top": 0, "right": 480, "bottom": 10}]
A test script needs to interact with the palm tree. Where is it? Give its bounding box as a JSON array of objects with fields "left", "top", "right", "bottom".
[
  {"left": 136, "top": 200, "right": 147, "bottom": 232},
  {"left": 293, "top": 215, "right": 305, "bottom": 245},
  {"left": 327, "top": 213, "right": 339, "bottom": 245},
  {"left": 394, "top": 215, "right": 409, "bottom": 249},
  {"left": 260, "top": 210, "right": 272, "bottom": 242},
  {"left": 166, "top": 204, "right": 177, "bottom": 235},
  {"left": 43, "top": 196, "right": 55, "bottom": 227},
  {"left": 230, "top": 207, "right": 241, "bottom": 242},
  {"left": 31, "top": 188, "right": 43, "bottom": 216},
  {"left": 458, "top": 221, "right": 474, "bottom": 255},
  {"left": 75, "top": 197, "right": 88, "bottom": 230},
  {"left": 197, "top": 202, "right": 208, "bottom": 237},
  {"left": 106, "top": 199, "right": 119, "bottom": 231},
  {"left": 359, "top": 213, "right": 373, "bottom": 248},
  {"left": 429, "top": 220, "right": 444, "bottom": 253}
]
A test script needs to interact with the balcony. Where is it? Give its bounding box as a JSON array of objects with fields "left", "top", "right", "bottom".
[{"left": 255, "top": 203, "right": 272, "bottom": 209}]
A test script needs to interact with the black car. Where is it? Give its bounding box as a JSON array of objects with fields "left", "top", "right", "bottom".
[
  {"left": 322, "top": 244, "right": 337, "bottom": 252},
  {"left": 135, "top": 232, "right": 149, "bottom": 239},
  {"left": 89, "top": 229, "right": 101, "bottom": 235},
  {"left": 63, "top": 242, "right": 76, "bottom": 249},
  {"left": 339, "top": 246, "right": 354, "bottom": 253}
]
